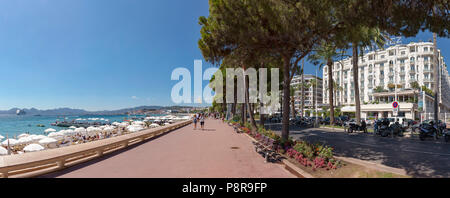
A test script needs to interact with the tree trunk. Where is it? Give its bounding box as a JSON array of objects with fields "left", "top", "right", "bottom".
[
  {"left": 291, "top": 95, "right": 296, "bottom": 118},
  {"left": 353, "top": 44, "right": 361, "bottom": 125},
  {"left": 245, "top": 73, "right": 258, "bottom": 129},
  {"left": 259, "top": 101, "right": 266, "bottom": 127},
  {"left": 281, "top": 56, "right": 291, "bottom": 141},
  {"left": 232, "top": 77, "right": 237, "bottom": 116},
  {"left": 328, "top": 59, "right": 334, "bottom": 124}
]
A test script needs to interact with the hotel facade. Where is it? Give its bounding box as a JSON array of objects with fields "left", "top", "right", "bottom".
[
  {"left": 291, "top": 74, "right": 324, "bottom": 115},
  {"left": 322, "top": 42, "right": 450, "bottom": 120}
]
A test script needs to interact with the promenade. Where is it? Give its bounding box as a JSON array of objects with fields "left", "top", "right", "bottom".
[{"left": 42, "top": 119, "right": 295, "bottom": 178}]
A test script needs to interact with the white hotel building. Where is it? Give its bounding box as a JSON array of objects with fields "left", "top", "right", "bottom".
[{"left": 323, "top": 42, "right": 450, "bottom": 120}]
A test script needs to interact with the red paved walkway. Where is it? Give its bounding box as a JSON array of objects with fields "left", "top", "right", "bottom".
[{"left": 44, "top": 119, "right": 295, "bottom": 178}]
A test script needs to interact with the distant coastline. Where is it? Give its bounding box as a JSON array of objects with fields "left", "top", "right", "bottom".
[{"left": 0, "top": 105, "right": 202, "bottom": 116}]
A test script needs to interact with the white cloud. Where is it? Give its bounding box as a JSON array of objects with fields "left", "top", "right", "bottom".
[{"left": 131, "top": 96, "right": 139, "bottom": 100}]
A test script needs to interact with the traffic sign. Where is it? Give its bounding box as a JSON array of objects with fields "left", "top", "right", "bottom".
[{"left": 392, "top": 101, "right": 399, "bottom": 109}]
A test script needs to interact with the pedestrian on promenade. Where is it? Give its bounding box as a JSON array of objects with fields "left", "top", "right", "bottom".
[
  {"left": 200, "top": 115, "right": 205, "bottom": 130},
  {"left": 193, "top": 115, "right": 198, "bottom": 130}
]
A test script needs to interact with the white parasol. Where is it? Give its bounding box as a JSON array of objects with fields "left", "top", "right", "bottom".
[
  {"left": 23, "top": 144, "right": 45, "bottom": 152},
  {"left": 0, "top": 146, "right": 8, "bottom": 155},
  {"left": 1, "top": 139, "right": 18, "bottom": 147}
]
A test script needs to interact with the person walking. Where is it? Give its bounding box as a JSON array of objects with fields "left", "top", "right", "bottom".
[
  {"left": 200, "top": 115, "right": 205, "bottom": 130},
  {"left": 193, "top": 115, "right": 198, "bottom": 130}
]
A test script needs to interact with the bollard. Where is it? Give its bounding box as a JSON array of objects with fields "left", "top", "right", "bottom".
[
  {"left": 56, "top": 160, "right": 66, "bottom": 169},
  {"left": 96, "top": 150, "right": 103, "bottom": 157},
  {"left": 1, "top": 171, "right": 8, "bottom": 178}
]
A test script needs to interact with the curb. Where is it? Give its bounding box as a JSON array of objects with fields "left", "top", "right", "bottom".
[{"left": 335, "top": 156, "right": 409, "bottom": 177}]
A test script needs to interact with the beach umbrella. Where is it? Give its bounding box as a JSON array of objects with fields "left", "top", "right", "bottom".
[
  {"left": 119, "top": 122, "right": 129, "bottom": 127},
  {"left": 48, "top": 132, "right": 65, "bottom": 140},
  {"left": 0, "top": 135, "right": 4, "bottom": 140},
  {"left": 127, "top": 125, "right": 144, "bottom": 133},
  {"left": 63, "top": 129, "right": 75, "bottom": 136},
  {"left": 31, "top": 135, "right": 47, "bottom": 142},
  {"left": 17, "top": 133, "right": 29, "bottom": 139},
  {"left": 0, "top": 146, "right": 8, "bottom": 155},
  {"left": 112, "top": 122, "right": 121, "bottom": 126},
  {"left": 150, "top": 123, "right": 160, "bottom": 128},
  {"left": 17, "top": 136, "right": 33, "bottom": 145},
  {"left": 39, "top": 138, "right": 58, "bottom": 148},
  {"left": 1, "top": 139, "right": 18, "bottom": 147},
  {"left": 69, "top": 126, "right": 77, "bottom": 129},
  {"left": 23, "top": 144, "right": 45, "bottom": 152},
  {"left": 132, "top": 121, "right": 145, "bottom": 126},
  {"left": 45, "top": 128, "right": 56, "bottom": 133},
  {"left": 74, "top": 128, "right": 87, "bottom": 135},
  {"left": 103, "top": 126, "right": 115, "bottom": 132}
]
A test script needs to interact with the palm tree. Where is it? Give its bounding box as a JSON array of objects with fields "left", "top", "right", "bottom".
[
  {"left": 331, "top": 80, "right": 343, "bottom": 107},
  {"left": 309, "top": 42, "right": 344, "bottom": 125},
  {"left": 349, "top": 27, "right": 388, "bottom": 125}
]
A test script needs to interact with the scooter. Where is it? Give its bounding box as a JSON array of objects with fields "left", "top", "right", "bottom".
[
  {"left": 347, "top": 121, "right": 367, "bottom": 133},
  {"left": 375, "top": 119, "right": 396, "bottom": 137},
  {"left": 390, "top": 122, "right": 404, "bottom": 137},
  {"left": 444, "top": 129, "right": 449, "bottom": 143},
  {"left": 419, "top": 121, "right": 439, "bottom": 141}
]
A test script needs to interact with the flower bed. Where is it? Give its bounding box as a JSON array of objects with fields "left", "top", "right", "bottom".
[
  {"left": 285, "top": 141, "right": 343, "bottom": 171},
  {"left": 228, "top": 120, "right": 343, "bottom": 172}
]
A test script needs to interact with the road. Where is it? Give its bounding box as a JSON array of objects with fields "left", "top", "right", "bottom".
[
  {"left": 265, "top": 123, "right": 450, "bottom": 178},
  {"left": 41, "top": 119, "right": 295, "bottom": 178}
]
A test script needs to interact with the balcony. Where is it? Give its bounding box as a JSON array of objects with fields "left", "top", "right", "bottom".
[
  {"left": 424, "top": 78, "right": 434, "bottom": 83},
  {"left": 409, "top": 70, "right": 416, "bottom": 74},
  {"left": 399, "top": 71, "right": 406, "bottom": 75},
  {"left": 423, "top": 68, "right": 433, "bottom": 73}
]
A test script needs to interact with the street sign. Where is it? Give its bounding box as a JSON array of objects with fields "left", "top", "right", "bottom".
[
  {"left": 393, "top": 101, "right": 399, "bottom": 116},
  {"left": 392, "top": 101, "right": 399, "bottom": 109}
]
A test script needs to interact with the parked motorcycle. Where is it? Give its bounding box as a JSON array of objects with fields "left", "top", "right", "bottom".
[
  {"left": 419, "top": 121, "right": 439, "bottom": 141},
  {"left": 347, "top": 120, "right": 367, "bottom": 133},
  {"left": 444, "top": 129, "right": 449, "bottom": 143},
  {"left": 375, "top": 119, "right": 393, "bottom": 137}
]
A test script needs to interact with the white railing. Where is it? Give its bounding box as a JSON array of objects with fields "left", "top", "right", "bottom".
[{"left": 0, "top": 120, "right": 192, "bottom": 178}]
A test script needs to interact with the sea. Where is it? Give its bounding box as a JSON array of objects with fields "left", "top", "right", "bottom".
[{"left": 0, "top": 114, "right": 161, "bottom": 138}]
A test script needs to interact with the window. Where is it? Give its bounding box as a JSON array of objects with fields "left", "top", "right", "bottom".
[
  {"left": 410, "top": 65, "right": 415, "bottom": 71},
  {"left": 410, "top": 46, "right": 416, "bottom": 53},
  {"left": 410, "top": 75, "right": 415, "bottom": 80},
  {"left": 424, "top": 47, "right": 429, "bottom": 52},
  {"left": 401, "top": 51, "right": 406, "bottom": 55},
  {"left": 389, "top": 50, "right": 395, "bottom": 56},
  {"left": 400, "top": 59, "right": 405, "bottom": 64},
  {"left": 410, "top": 57, "right": 415, "bottom": 62}
]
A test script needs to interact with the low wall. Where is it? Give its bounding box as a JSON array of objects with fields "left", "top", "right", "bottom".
[{"left": 0, "top": 120, "right": 192, "bottom": 178}]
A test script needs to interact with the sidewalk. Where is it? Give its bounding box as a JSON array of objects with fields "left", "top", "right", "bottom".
[{"left": 43, "top": 119, "right": 295, "bottom": 178}]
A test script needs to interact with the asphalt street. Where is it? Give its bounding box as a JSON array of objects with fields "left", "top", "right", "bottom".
[{"left": 265, "top": 123, "right": 450, "bottom": 178}]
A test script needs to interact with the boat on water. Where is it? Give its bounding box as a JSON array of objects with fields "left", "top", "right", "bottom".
[
  {"left": 51, "top": 121, "right": 111, "bottom": 128},
  {"left": 36, "top": 124, "right": 45, "bottom": 127},
  {"left": 16, "top": 109, "right": 26, "bottom": 116}
]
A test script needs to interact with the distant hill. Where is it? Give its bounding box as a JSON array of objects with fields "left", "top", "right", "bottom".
[{"left": 0, "top": 106, "right": 186, "bottom": 116}]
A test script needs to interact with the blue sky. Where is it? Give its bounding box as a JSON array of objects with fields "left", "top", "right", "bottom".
[{"left": 0, "top": 0, "right": 448, "bottom": 111}]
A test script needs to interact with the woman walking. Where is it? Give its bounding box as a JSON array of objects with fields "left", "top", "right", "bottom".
[{"left": 193, "top": 115, "right": 198, "bottom": 130}]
